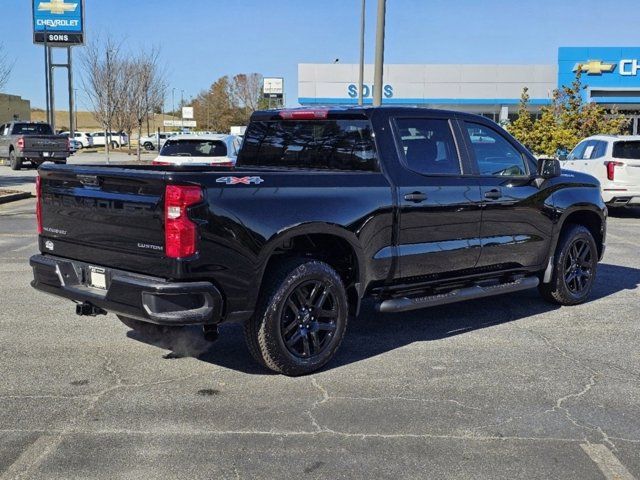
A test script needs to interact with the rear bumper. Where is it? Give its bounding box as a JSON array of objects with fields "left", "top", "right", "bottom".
[
  {"left": 20, "top": 150, "right": 68, "bottom": 161},
  {"left": 30, "top": 254, "right": 223, "bottom": 326},
  {"left": 604, "top": 195, "right": 640, "bottom": 207}
]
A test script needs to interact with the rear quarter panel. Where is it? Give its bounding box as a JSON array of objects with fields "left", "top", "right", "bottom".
[{"left": 172, "top": 170, "right": 395, "bottom": 317}]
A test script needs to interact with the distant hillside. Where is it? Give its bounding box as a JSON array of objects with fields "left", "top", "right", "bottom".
[{"left": 31, "top": 110, "right": 180, "bottom": 133}]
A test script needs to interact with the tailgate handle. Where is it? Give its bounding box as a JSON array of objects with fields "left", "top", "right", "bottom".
[{"left": 77, "top": 175, "right": 100, "bottom": 187}]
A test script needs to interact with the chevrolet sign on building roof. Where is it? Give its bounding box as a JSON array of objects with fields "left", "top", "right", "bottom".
[{"left": 32, "top": 0, "right": 84, "bottom": 45}]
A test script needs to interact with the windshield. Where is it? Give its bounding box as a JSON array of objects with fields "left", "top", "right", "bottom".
[
  {"left": 613, "top": 141, "right": 640, "bottom": 159},
  {"left": 160, "top": 139, "right": 227, "bottom": 157},
  {"left": 12, "top": 123, "right": 53, "bottom": 135}
]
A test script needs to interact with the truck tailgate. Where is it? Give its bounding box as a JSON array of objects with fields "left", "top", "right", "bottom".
[
  {"left": 25, "top": 135, "right": 68, "bottom": 153},
  {"left": 38, "top": 165, "right": 172, "bottom": 276}
]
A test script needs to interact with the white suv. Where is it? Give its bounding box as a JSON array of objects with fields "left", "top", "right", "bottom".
[
  {"left": 563, "top": 135, "right": 640, "bottom": 207},
  {"left": 60, "top": 131, "right": 94, "bottom": 148}
]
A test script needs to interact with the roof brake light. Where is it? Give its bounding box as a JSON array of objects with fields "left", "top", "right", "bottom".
[{"left": 278, "top": 109, "right": 329, "bottom": 120}]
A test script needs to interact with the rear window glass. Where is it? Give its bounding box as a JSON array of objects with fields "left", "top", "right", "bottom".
[
  {"left": 160, "top": 139, "right": 227, "bottom": 157},
  {"left": 613, "top": 141, "right": 640, "bottom": 159},
  {"left": 238, "top": 120, "right": 377, "bottom": 171},
  {"left": 11, "top": 123, "right": 53, "bottom": 135}
]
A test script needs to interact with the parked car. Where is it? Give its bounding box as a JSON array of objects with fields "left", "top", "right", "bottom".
[
  {"left": 69, "top": 138, "right": 82, "bottom": 154},
  {"left": 152, "top": 134, "right": 241, "bottom": 167},
  {"left": 139, "top": 132, "right": 175, "bottom": 151},
  {"left": 60, "top": 131, "right": 94, "bottom": 149},
  {"left": 562, "top": 135, "right": 640, "bottom": 208},
  {"left": 31, "top": 107, "right": 606, "bottom": 375},
  {"left": 90, "top": 131, "right": 129, "bottom": 148},
  {"left": 0, "top": 121, "right": 69, "bottom": 170}
]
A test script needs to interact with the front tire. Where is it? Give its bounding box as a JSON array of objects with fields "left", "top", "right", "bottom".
[
  {"left": 9, "top": 150, "right": 21, "bottom": 170},
  {"left": 143, "top": 142, "right": 154, "bottom": 151},
  {"left": 244, "top": 258, "right": 348, "bottom": 376},
  {"left": 539, "top": 224, "right": 598, "bottom": 305}
]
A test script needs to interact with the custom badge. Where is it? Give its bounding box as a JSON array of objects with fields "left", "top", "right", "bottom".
[{"left": 216, "top": 176, "right": 264, "bottom": 185}]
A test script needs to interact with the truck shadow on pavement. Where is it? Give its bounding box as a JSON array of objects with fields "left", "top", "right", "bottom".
[{"left": 126, "top": 262, "right": 640, "bottom": 375}]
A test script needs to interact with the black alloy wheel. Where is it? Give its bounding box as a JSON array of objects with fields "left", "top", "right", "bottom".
[
  {"left": 280, "top": 280, "right": 339, "bottom": 359},
  {"left": 563, "top": 238, "right": 594, "bottom": 294}
]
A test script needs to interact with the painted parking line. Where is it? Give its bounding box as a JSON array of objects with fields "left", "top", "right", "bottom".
[
  {"left": 580, "top": 443, "right": 636, "bottom": 480},
  {"left": 0, "top": 435, "right": 62, "bottom": 480}
]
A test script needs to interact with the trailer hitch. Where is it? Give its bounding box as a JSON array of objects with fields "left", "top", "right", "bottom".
[{"left": 76, "top": 302, "right": 107, "bottom": 317}]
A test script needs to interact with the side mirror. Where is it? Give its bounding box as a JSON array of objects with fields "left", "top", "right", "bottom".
[{"left": 537, "top": 157, "right": 562, "bottom": 179}]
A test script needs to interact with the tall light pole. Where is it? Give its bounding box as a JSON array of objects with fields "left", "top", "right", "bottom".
[
  {"left": 73, "top": 88, "right": 78, "bottom": 132},
  {"left": 358, "top": 0, "right": 366, "bottom": 106},
  {"left": 372, "top": 0, "right": 386, "bottom": 107},
  {"left": 180, "top": 89, "right": 184, "bottom": 131},
  {"left": 105, "top": 48, "right": 111, "bottom": 164}
]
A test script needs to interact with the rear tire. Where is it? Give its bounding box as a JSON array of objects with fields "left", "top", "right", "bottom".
[
  {"left": 9, "top": 150, "right": 21, "bottom": 171},
  {"left": 539, "top": 224, "right": 598, "bottom": 305},
  {"left": 244, "top": 258, "right": 348, "bottom": 376}
]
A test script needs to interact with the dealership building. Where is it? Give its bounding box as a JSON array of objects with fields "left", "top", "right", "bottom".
[{"left": 298, "top": 47, "right": 640, "bottom": 134}]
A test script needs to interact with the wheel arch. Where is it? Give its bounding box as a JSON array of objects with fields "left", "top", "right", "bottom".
[
  {"left": 257, "top": 224, "right": 367, "bottom": 316},
  {"left": 553, "top": 206, "right": 606, "bottom": 260}
]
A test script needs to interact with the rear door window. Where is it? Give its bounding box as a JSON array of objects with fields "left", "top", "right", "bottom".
[
  {"left": 613, "top": 141, "right": 640, "bottom": 159},
  {"left": 238, "top": 119, "right": 377, "bottom": 171},
  {"left": 394, "top": 118, "right": 461, "bottom": 175}
]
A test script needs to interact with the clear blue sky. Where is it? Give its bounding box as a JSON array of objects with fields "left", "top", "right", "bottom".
[{"left": 3, "top": 0, "right": 640, "bottom": 110}]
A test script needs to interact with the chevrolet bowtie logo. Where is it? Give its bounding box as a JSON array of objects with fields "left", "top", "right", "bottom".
[
  {"left": 38, "top": 0, "right": 78, "bottom": 14},
  {"left": 573, "top": 60, "right": 616, "bottom": 75}
]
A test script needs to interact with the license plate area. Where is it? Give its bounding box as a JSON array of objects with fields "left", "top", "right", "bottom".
[
  {"left": 88, "top": 266, "right": 107, "bottom": 290},
  {"left": 43, "top": 152, "right": 50, "bottom": 157}
]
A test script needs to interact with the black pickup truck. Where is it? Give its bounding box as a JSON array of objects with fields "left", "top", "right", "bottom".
[
  {"left": 30, "top": 107, "right": 606, "bottom": 375},
  {"left": 0, "top": 121, "right": 69, "bottom": 170}
]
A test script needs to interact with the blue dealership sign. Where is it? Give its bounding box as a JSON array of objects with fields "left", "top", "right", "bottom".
[
  {"left": 558, "top": 47, "right": 640, "bottom": 104},
  {"left": 32, "top": 0, "right": 84, "bottom": 45}
]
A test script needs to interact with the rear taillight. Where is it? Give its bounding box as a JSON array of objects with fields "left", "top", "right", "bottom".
[
  {"left": 605, "top": 161, "right": 624, "bottom": 181},
  {"left": 152, "top": 159, "right": 170, "bottom": 165},
  {"left": 36, "top": 175, "right": 42, "bottom": 234},
  {"left": 16, "top": 137, "right": 24, "bottom": 149},
  {"left": 164, "top": 185, "right": 202, "bottom": 258}
]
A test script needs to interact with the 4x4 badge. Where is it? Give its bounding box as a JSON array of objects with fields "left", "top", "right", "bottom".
[{"left": 216, "top": 176, "right": 264, "bottom": 185}]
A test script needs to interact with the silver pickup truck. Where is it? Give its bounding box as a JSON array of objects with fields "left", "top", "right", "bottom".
[{"left": 0, "top": 121, "right": 70, "bottom": 170}]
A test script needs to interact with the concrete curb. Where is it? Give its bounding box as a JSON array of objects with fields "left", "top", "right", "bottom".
[{"left": 0, "top": 191, "right": 32, "bottom": 204}]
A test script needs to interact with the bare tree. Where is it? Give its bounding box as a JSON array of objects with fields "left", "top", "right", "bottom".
[
  {"left": 229, "top": 73, "right": 263, "bottom": 114},
  {"left": 112, "top": 65, "right": 137, "bottom": 155},
  {"left": 128, "top": 47, "right": 166, "bottom": 160},
  {"left": 0, "top": 42, "right": 15, "bottom": 92},
  {"left": 81, "top": 37, "right": 131, "bottom": 159}
]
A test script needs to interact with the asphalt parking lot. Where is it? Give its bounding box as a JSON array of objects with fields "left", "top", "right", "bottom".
[{"left": 1, "top": 162, "right": 639, "bottom": 479}]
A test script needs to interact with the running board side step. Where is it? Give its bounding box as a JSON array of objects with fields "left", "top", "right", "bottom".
[{"left": 376, "top": 276, "right": 540, "bottom": 313}]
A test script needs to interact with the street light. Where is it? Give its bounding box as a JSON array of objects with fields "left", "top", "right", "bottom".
[
  {"left": 372, "top": 0, "right": 386, "bottom": 107},
  {"left": 358, "top": 0, "right": 366, "bottom": 106},
  {"left": 181, "top": 89, "right": 184, "bottom": 130}
]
